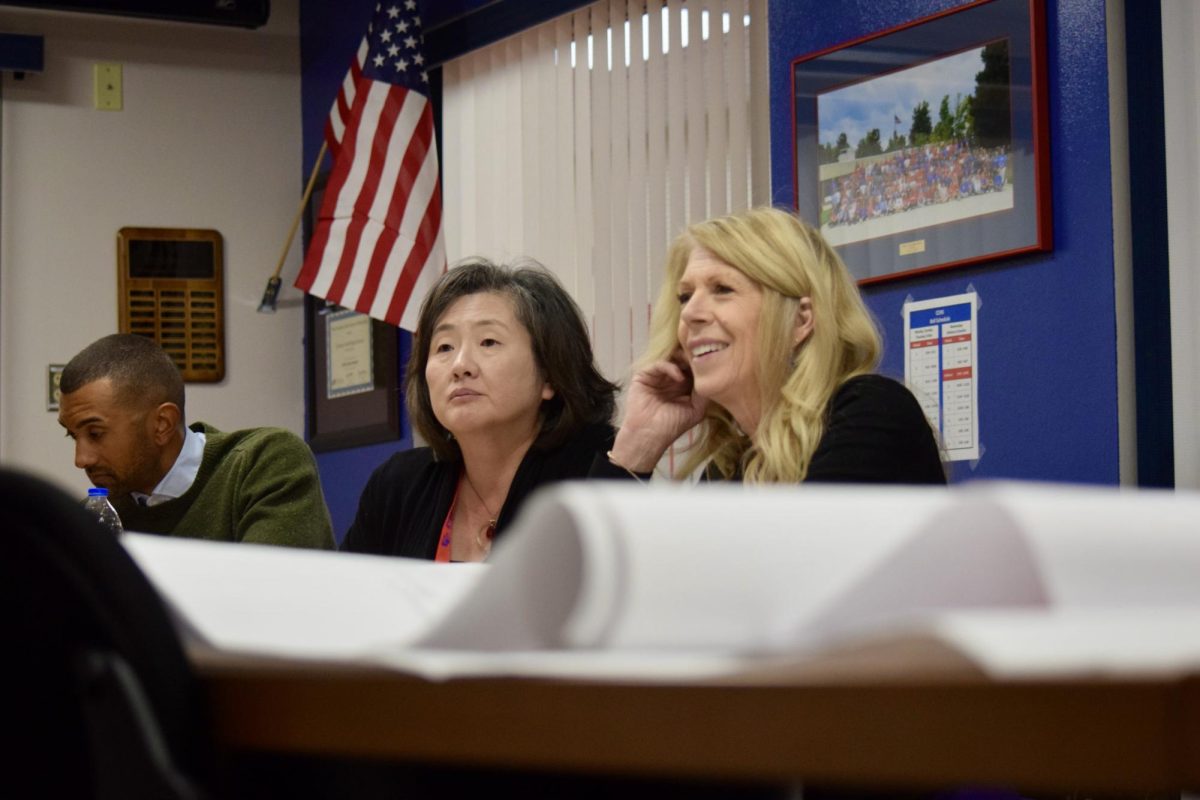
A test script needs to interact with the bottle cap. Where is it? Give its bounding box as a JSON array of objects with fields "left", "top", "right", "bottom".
[{"left": 87, "top": 487, "right": 109, "bottom": 497}]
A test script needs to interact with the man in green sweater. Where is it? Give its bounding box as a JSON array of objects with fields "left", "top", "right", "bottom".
[{"left": 57, "top": 334, "right": 334, "bottom": 549}]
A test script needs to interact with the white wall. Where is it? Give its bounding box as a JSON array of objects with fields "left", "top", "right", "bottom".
[
  {"left": 0, "top": 2, "right": 306, "bottom": 496},
  {"left": 1163, "top": 1, "right": 1200, "bottom": 489}
]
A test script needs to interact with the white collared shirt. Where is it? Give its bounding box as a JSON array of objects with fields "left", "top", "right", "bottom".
[{"left": 133, "top": 426, "right": 207, "bottom": 507}]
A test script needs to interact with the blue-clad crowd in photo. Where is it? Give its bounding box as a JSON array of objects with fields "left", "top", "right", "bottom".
[{"left": 822, "top": 142, "right": 1010, "bottom": 228}]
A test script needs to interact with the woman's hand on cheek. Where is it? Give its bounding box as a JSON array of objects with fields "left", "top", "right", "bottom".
[{"left": 609, "top": 359, "right": 709, "bottom": 473}]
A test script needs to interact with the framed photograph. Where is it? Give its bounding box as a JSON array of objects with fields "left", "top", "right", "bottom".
[
  {"left": 305, "top": 295, "right": 405, "bottom": 452},
  {"left": 792, "top": 0, "right": 1051, "bottom": 283},
  {"left": 303, "top": 175, "right": 407, "bottom": 452}
]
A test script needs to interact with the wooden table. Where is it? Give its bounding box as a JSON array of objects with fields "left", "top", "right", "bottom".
[{"left": 195, "top": 648, "right": 1200, "bottom": 794}]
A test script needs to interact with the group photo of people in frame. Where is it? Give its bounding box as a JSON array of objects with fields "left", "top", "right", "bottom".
[{"left": 815, "top": 41, "right": 1014, "bottom": 250}]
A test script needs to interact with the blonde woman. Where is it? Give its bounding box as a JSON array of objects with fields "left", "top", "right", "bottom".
[{"left": 603, "top": 206, "right": 944, "bottom": 484}]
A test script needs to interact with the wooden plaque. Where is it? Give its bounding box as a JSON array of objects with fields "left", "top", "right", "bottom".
[{"left": 117, "top": 227, "right": 225, "bottom": 382}]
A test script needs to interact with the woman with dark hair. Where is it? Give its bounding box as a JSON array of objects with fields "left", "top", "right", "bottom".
[{"left": 342, "top": 259, "right": 618, "bottom": 560}]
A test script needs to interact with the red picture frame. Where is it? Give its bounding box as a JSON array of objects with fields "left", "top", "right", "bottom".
[{"left": 791, "top": 0, "right": 1051, "bottom": 284}]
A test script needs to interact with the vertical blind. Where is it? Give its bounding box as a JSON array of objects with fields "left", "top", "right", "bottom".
[{"left": 442, "top": 0, "right": 769, "bottom": 383}]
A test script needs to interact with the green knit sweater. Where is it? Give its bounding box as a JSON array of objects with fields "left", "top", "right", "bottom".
[{"left": 113, "top": 422, "right": 334, "bottom": 549}]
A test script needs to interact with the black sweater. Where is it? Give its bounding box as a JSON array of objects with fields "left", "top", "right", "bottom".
[
  {"left": 590, "top": 375, "right": 946, "bottom": 484},
  {"left": 341, "top": 422, "right": 615, "bottom": 557},
  {"left": 800, "top": 374, "right": 945, "bottom": 484}
]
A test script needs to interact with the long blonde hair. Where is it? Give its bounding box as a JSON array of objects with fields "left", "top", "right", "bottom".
[{"left": 643, "top": 207, "right": 881, "bottom": 482}]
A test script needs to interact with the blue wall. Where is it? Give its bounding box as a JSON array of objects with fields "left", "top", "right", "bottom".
[
  {"left": 770, "top": 0, "right": 1120, "bottom": 484},
  {"left": 300, "top": 0, "right": 404, "bottom": 542},
  {"left": 301, "top": 0, "right": 1124, "bottom": 538}
]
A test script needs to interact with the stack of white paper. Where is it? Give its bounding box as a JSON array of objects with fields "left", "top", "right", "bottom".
[{"left": 122, "top": 481, "right": 1200, "bottom": 680}]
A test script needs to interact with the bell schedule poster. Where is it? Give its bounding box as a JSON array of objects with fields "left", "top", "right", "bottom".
[{"left": 903, "top": 292, "right": 980, "bottom": 462}]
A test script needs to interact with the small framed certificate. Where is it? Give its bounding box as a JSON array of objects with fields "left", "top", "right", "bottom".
[
  {"left": 306, "top": 297, "right": 404, "bottom": 452},
  {"left": 326, "top": 310, "right": 374, "bottom": 398},
  {"left": 302, "top": 176, "right": 404, "bottom": 452}
]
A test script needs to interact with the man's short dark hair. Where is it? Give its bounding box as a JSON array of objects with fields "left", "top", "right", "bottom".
[
  {"left": 406, "top": 259, "right": 618, "bottom": 461},
  {"left": 61, "top": 334, "right": 186, "bottom": 416}
]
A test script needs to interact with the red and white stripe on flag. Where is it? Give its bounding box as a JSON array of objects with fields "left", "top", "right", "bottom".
[
  {"left": 325, "top": 37, "right": 367, "bottom": 155},
  {"left": 296, "top": 2, "right": 447, "bottom": 331}
]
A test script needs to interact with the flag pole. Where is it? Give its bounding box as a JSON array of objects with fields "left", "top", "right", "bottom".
[{"left": 258, "top": 140, "right": 330, "bottom": 313}]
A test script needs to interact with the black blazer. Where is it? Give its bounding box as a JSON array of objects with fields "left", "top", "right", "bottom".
[
  {"left": 342, "top": 422, "right": 616, "bottom": 557},
  {"left": 590, "top": 375, "right": 946, "bottom": 484}
]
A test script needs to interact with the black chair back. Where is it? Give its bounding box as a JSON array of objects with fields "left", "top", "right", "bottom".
[{"left": 0, "top": 467, "right": 213, "bottom": 798}]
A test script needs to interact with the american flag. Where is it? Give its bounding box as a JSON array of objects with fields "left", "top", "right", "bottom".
[{"left": 295, "top": 1, "right": 446, "bottom": 331}]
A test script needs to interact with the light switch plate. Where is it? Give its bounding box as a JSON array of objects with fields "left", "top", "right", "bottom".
[
  {"left": 47, "top": 364, "right": 64, "bottom": 411},
  {"left": 94, "top": 62, "right": 122, "bottom": 111}
]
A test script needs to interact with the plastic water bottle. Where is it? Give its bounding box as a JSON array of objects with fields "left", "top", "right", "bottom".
[{"left": 83, "top": 487, "right": 124, "bottom": 535}]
